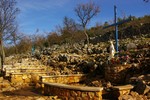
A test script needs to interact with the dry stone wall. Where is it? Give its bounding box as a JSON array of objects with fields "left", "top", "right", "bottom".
[
  {"left": 110, "top": 85, "right": 134, "bottom": 99},
  {"left": 105, "top": 64, "right": 132, "bottom": 84},
  {"left": 43, "top": 82, "right": 103, "bottom": 100},
  {"left": 10, "top": 72, "right": 51, "bottom": 85},
  {"left": 40, "top": 74, "right": 86, "bottom": 84},
  {"left": 4, "top": 68, "right": 45, "bottom": 77}
]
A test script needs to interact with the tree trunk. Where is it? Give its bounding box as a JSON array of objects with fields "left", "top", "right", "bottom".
[
  {"left": 14, "top": 41, "right": 18, "bottom": 54},
  {"left": 84, "top": 27, "right": 90, "bottom": 45},
  {"left": 1, "top": 42, "right": 5, "bottom": 69},
  {"left": 0, "top": 33, "right": 5, "bottom": 73}
]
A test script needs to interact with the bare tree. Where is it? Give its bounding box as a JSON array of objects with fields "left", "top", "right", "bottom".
[
  {"left": 0, "top": 0, "right": 19, "bottom": 71},
  {"left": 7, "top": 26, "right": 23, "bottom": 54},
  {"left": 74, "top": 1, "right": 100, "bottom": 44},
  {"left": 63, "top": 16, "right": 78, "bottom": 33},
  {"left": 61, "top": 16, "right": 79, "bottom": 43},
  {"left": 3, "top": 24, "right": 21, "bottom": 55},
  {"left": 17, "top": 35, "right": 32, "bottom": 54}
]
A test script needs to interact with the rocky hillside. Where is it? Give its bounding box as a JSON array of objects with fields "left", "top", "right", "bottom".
[
  {"left": 89, "top": 15, "right": 150, "bottom": 43},
  {"left": 2, "top": 15, "right": 150, "bottom": 99},
  {"left": 2, "top": 35, "right": 150, "bottom": 99}
]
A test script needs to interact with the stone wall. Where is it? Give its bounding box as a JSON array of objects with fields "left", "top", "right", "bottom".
[
  {"left": 43, "top": 82, "right": 103, "bottom": 100},
  {"left": 39, "top": 74, "right": 86, "bottom": 84},
  {"left": 105, "top": 64, "right": 131, "bottom": 84},
  {"left": 4, "top": 68, "right": 45, "bottom": 77},
  {"left": 10, "top": 72, "right": 50, "bottom": 85},
  {"left": 110, "top": 85, "right": 134, "bottom": 99},
  {"left": 40, "top": 74, "right": 133, "bottom": 99},
  {"left": 40, "top": 74, "right": 87, "bottom": 94}
]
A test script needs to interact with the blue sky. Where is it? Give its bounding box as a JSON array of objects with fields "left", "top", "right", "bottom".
[{"left": 16, "top": 0, "right": 150, "bottom": 35}]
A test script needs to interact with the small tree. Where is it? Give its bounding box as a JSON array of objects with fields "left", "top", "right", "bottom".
[
  {"left": 47, "top": 32, "right": 61, "bottom": 45},
  {"left": 63, "top": 16, "right": 78, "bottom": 33},
  {"left": 61, "top": 16, "right": 79, "bottom": 44},
  {"left": 74, "top": 1, "right": 100, "bottom": 44},
  {"left": 17, "top": 36, "right": 32, "bottom": 54},
  {"left": 5, "top": 25, "right": 23, "bottom": 54},
  {"left": 0, "top": 0, "right": 19, "bottom": 70}
]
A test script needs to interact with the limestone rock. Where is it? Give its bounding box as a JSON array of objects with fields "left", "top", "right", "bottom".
[
  {"left": 134, "top": 80, "right": 150, "bottom": 95},
  {"left": 0, "top": 77, "right": 3, "bottom": 82},
  {"left": 119, "top": 91, "right": 148, "bottom": 100},
  {"left": 127, "top": 43, "right": 137, "bottom": 50}
]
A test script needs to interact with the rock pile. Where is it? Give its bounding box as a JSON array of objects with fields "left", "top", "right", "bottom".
[
  {"left": 2, "top": 36, "right": 150, "bottom": 99},
  {"left": 119, "top": 91, "right": 148, "bottom": 100}
]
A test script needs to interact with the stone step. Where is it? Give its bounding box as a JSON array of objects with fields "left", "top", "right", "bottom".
[{"left": 4, "top": 68, "right": 46, "bottom": 77}]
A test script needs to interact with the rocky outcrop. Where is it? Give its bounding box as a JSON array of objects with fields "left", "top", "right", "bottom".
[
  {"left": 2, "top": 37, "right": 150, "bottom": 99},
  {"left": 129, "top": 74, "right": 150, "bottom": 98}
]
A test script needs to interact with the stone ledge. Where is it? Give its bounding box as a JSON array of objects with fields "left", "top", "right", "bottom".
[
  {"left": 4, "top": 68, "right": 46, "bottom": 77},
  {"left": 39, "top": 74, "right": 87, "bottom": 84},
  {"left": 112, "top": 84, "right": 134, "bottom": 90},
  {"left": 43, "top": 82, "right": 103, "bottom": 92},
  {"left": 10, "top": 72, "right": 50, "bottom": 75},
  {"left": 40, "top": 74, "right": 86, "bottom": 78},
  {"left": 5, "top": 68, "right": 45, "bottom": 70}
]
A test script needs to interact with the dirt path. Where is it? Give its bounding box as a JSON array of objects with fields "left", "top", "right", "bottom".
[
  {"left": 0, "top": 87, "right": 60, "bottom": 100},
  {"left": 2, "top": 87, "right": 41, "bottom": 96}
]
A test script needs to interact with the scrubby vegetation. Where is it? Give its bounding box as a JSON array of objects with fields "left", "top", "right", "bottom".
[{"left": 4, "top": 15, "right": 150, "bottom": 56}]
